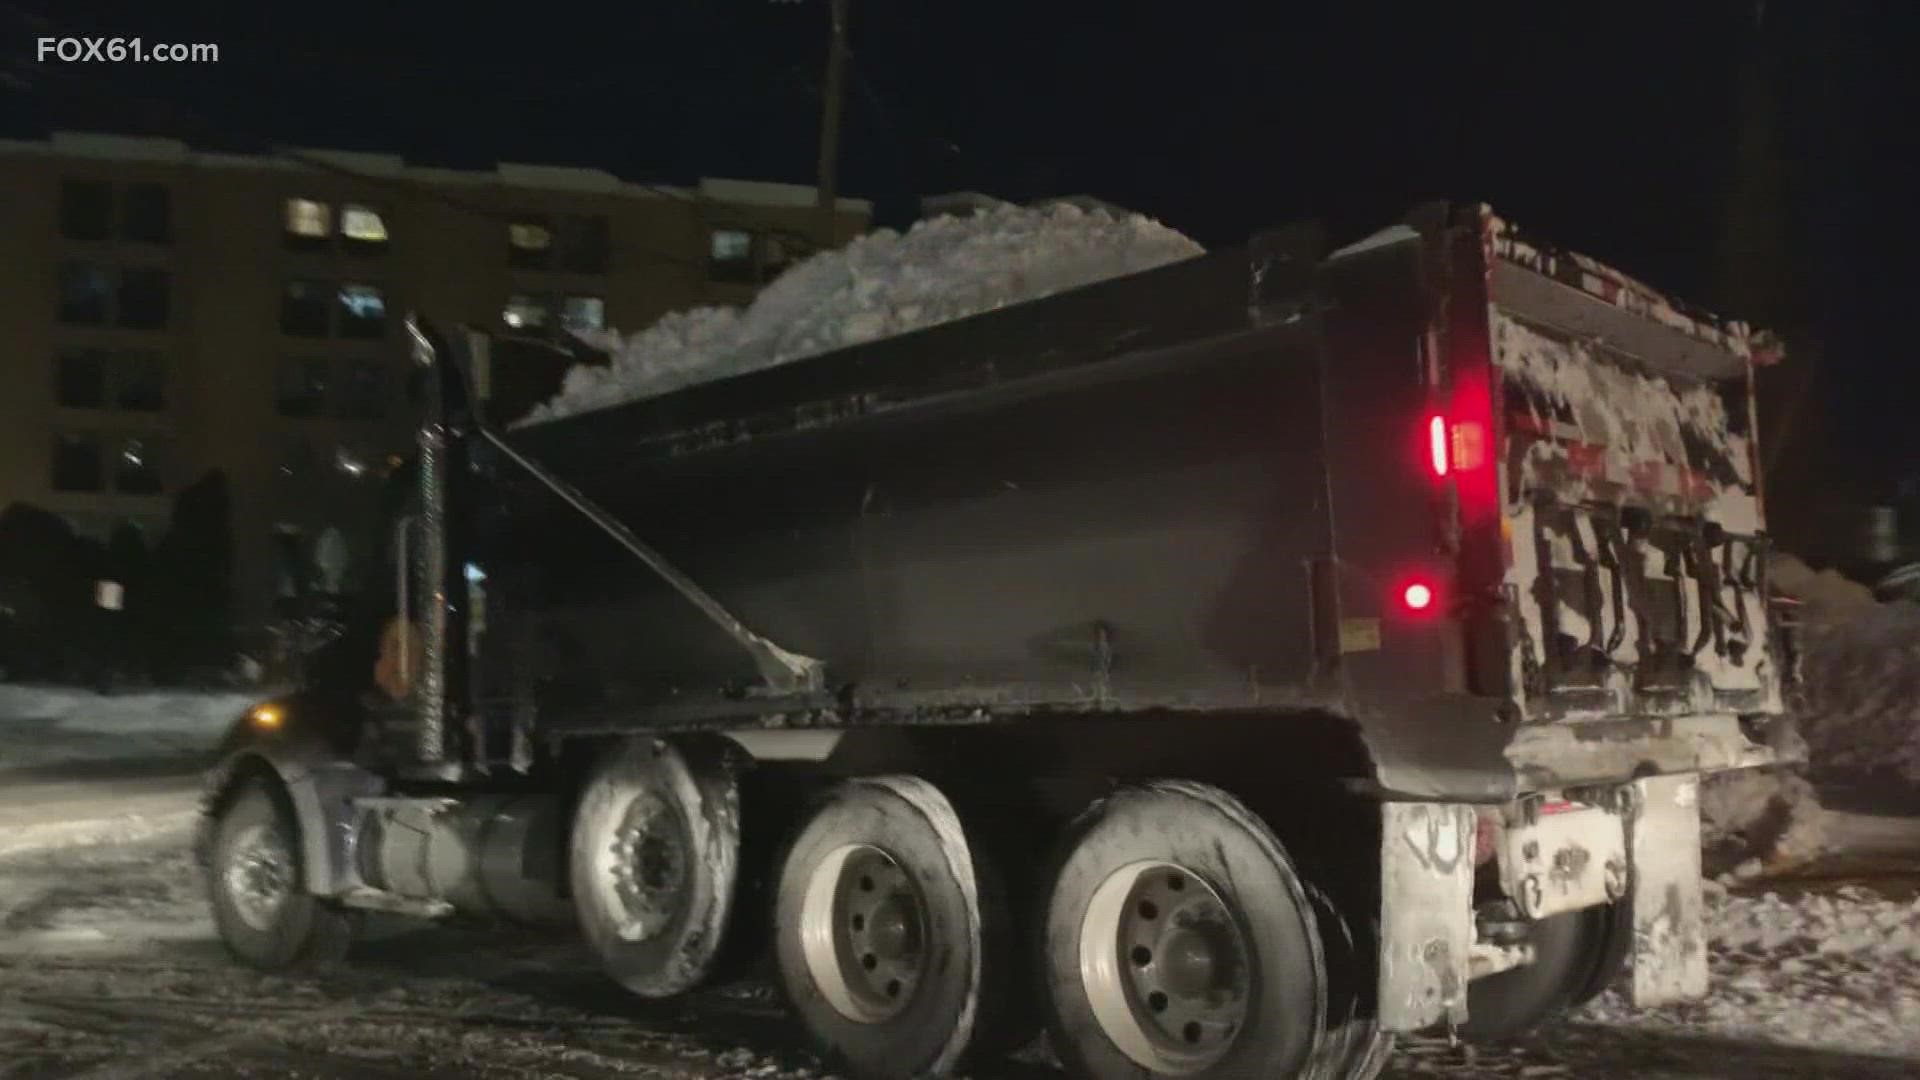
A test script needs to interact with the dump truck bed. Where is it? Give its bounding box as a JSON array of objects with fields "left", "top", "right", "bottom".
[{"left": 479, "top": 206, "right": 1781, "bottom": 795}]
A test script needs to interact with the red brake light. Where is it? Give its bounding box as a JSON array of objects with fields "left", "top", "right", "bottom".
[
  {"left": 1427, "top": 414, "right": 1449, "bottom": 477},
  {"left": 1402, "top": 582, "right": 1434, "bottom": 611}
]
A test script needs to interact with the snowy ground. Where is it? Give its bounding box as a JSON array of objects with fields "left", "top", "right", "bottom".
[{"left": 0, "top": 685, "right": 252, "bottom": 773}]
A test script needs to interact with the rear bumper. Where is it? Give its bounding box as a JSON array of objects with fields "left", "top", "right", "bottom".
[
  {"left": 1377, "top": 773, "right": 1710, "bottom": 1033},
  {"left": 1355, "top": 697, "right": 1795, "bottom": 802}
]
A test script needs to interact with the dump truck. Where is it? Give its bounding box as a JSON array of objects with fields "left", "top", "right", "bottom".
[{"left": 199, "top": 203, "right": 1790, "bottom": 1080}]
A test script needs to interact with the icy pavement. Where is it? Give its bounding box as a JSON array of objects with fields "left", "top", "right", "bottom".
[{"left": 3, "top": 829, "right": 1920, "bottom": 1079}]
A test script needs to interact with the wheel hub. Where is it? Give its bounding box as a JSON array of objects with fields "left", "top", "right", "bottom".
[
  {"left": 604, "top": 792, "right": 691, "bottom": 941},
  {"left": 223, "top": 822, "right": 293, "bottom": 932},
  {"left": 1081, "top": 861, "right": 1253, "bottom": 1073},
  {"left": 799, "top": 844, "right": 930, "bottom": 1023}
]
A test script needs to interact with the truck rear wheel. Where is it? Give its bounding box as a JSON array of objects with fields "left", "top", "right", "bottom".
[
  {"left": 773, "top": 776, "right": 995, "bottom": 1079},
  {"left": 1041, "top": 781, "right": 1326, "bottom": 1079},
  {"left": 208, "top": 780, "right": 353, "bottom": 971},
  {"left": 1459, "top": 904, "right": 1617, "bottom": 1041},
  {"left": 571, "top": 737, "right": 739, "bottom": 998}
]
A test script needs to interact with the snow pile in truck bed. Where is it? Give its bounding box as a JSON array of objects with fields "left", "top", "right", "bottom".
[{"left": 519, "top": 201, "right": 1205, "bottom": 423}]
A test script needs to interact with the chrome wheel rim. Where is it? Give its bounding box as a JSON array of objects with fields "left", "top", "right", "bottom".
[
  {"left": 598, "top": 790, "right": 693, "bottom": 942},
  {"left": 1080, "top": 860, "right": 1252, "bottom": 1074},
  {"left": 799, "top": 844, "right": 929, "bottom": 1024},
  {"left": 224, "top": 822, "right": 294, "bottom": 932}
]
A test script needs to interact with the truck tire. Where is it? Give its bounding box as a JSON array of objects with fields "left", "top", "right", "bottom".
[
  {"left": 1042, "top": 781, "right": 1326, "bottom": 1079},
  {"left": 1458, "top": 904, "right": 1614, "bottom": 1041},
  {"left": 208, "top": 780, "right": 353, "bottom": 971},
  {"left": 1300, "top": 881, "right": 1393, "bottom": 1080},
  {"left": 773, "top": 776, "right": 996, "bottom": 1080},
  {"left": 571, "top": 737, "right": 739, "bottom": 998}
]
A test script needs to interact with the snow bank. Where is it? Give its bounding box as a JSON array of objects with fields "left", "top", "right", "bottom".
[
  {"left": 0, "top": 685, "right": 255, "bottom": 771},
  {"left": 1797, "top": 600, "right": 1920, "bottom": 783},
  {"left": 520, "top": 201, "right": 1205, "bottom": 423}
]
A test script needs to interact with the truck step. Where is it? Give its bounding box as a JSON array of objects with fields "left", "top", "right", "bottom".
[{"left": 336, "top": 886, "right": 454, "bottom": 919}]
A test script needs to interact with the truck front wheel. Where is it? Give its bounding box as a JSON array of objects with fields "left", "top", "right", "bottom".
[
  {"left": 571, "top": 737, "right": 740, "bottom": 998},
  {"left": 208, "top": 780, "right": 353, "bottom": 971},
  {"left": 773, "top": 776, "right": 1000, "bottom": 1080},
  {"left": 1041, "top": 781, "right": 1326, "bottom": 1079}
]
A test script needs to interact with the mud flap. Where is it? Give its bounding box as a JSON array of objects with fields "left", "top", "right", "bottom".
[
  {"left": 1376, "top": 802, "right": 1475, "bottom": 1032},
  {"left": 1627, "top": 773, "right": 1707, "bottom": 1005}
]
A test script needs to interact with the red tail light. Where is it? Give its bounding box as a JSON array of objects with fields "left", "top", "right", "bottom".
[
  {"left": 1401, "top": 581, "right": 1435, "bottom": 612},
  {"left": 1427, "top": 414, "right": 1449, "bottom": 477}
]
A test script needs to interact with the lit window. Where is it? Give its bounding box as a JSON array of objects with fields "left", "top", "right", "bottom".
[
  {"left": 508, "top": 218, "right": 552, "bottom": 269},
  {"left": 502, "top": 294, "right": 551, "bottom": 330},
  {"left": 341, "top": 204, "right": 389, "bottom": 250},
  {"left": 51, "top": 432, "right": 103, "bottom": 492},
  {"left": 709, "top": 228, "right": 755, "bottom": 284},
  {"left": 117, "top": 267, "right": 170, "bottom": 329},
  {"left": 114, "top": 437, "right": 163, "bottom": 495},
  {"left": 334, "top": 446, "right": 367, "bottom": 479},
  {"left": 55, "top": 349, "right": 108, "bottom": 409},
  {"left": 285, "top": 198, "right": 331, "bottom": 244},
  {"left": 561, "top": 295, "right": 604, "bottom": 332},
  {"left": 58, "top": 262, "right": 113, "bottom": 324},
  {"left": 337, "top": 284, "right": 387, "bottom": 339},
  {"left": 281, "top": 279, "right": 331, "bottom": 337}
]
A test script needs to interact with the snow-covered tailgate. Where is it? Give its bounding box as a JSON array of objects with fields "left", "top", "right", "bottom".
[{"left": 1486, "top": 220, "right": 1783, "bottom": 724}]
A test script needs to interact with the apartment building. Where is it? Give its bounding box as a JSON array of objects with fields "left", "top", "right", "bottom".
[{"left": 0, "top": 131, "right": 870, "bottom": 638}]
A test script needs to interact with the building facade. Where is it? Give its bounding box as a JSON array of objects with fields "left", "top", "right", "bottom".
[{"left": 0, "top": 131, "right": 869, "bottom": 645}]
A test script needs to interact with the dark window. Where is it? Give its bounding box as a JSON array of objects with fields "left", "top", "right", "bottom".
[
  {"left": 761, "top": 230, "right": 812, "bottom": 279},
  {"left": 340, "top": 204, "right": 389, "bottom": 255},
  {"left": 117, "top": 267, "right": 170, "bottom": 329},
  {"left": 58, "top": 262, "right": 113, "bottom": 324},
  {"left": 55, "top": 349, "right": 108, "bottom": 408},
  {"left": 112, "top": 350, "right": 166, "bottom": 411},
  {"left": 59, "top": 180, "right": 112, "bottom": 242},
  {"left": 336, "top": 357, "right": 386, "bottom": 420},
  {"left": 285, "top": 198, "right": 331, "bottom": 251},
  {"left": 336, "top": 284, "right": 387, "bottom": 339},
  {"left": 275, "top": 357, "right": 329, "bottom": 416},
  {"left": 52, "top": 432, "right": 103, "bottom": 492},
  {"left": 121, "top": 183, "right": 172, "bottom": 244},
  {"left": 708, "top": 228, "right": 755, "bottom": 284},
  {"left": 561, "top": 295, "right": 605, "bottom": 333},
  {"left": 558, "top": 214, "right": 609, "bottom": 273},
  {"left": 507, "top": 217, "right": 552, "bottom": 269},
  {"left": 281, "top": 279, "right": 331, "bottom": 337},
  {"left": 113, "top": 438, "right": 163, "bottom": 495}
]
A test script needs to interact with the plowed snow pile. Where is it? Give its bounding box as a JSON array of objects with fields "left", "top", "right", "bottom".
[
  {"left": 1796, "top": 601, "right": 1920, "bottom": 783},
  {"left": 519, "top": 201, "right": 1205, "bottom": 423}
]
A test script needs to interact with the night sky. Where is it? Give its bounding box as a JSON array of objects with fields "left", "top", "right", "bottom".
[{"left": 3, "top": 1, "right": 1913, "bottom": 487}]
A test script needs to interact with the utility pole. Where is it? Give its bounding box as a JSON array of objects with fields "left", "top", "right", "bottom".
[{"left": 815, "top": 0, "right": 850, "bottom": 247}]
